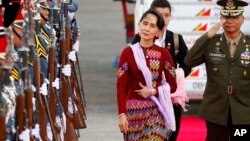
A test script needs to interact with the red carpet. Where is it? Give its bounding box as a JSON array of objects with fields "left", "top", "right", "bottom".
[{"left": 177, "top": 116, "right": 206, "bottom": 141}]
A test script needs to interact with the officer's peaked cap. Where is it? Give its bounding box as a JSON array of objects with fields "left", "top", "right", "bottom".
[{"left": 217, "top": 0, "right": 248, "bottom": 17}]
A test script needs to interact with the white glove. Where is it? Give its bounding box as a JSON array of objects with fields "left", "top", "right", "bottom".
[
  {"left": 19, "top": 129, "right": 30, "bottom": 141},
  {"left": 11, "top": 127, "right": 16, "bottom": 134},
  {"left": 31, "top": 124, "right": 41, "bottom": 139},
  {"left": 32, "top": 85, "right": 36, "bottom": 92},
  {"left": 56, "top": 113, "right": 67, "bottom": 135},
  {"left": 32, "top": 97, "right": 36, "bottom": 111},
  {"left": 68, "top": 98, "right": 78, "bottom": 114},
  {"left": 68, "top": 50, "right": 76, "bottom": 62},
  {"left": 68, "top": 12, "right": 75, "bottom": 21},
  {"left": 46, "top": 123, "right": 53, "bottom": 140},
  {"left": 44, "top": 78, "right": 50, "bottom": 84},
  {"left": 40, "top": 82, "right": 48, "bottom": 96},
  {"left": 62, "top": 64, "right": 71, "bottom": 77},
  {"left": 73, "top": 40, "right": 79, "bottom": 52},
  {"left": 52, "top": 78, "right": 60, "bottom": 90}
]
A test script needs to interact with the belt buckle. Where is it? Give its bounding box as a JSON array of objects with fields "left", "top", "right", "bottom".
[{"left": 228, "top": 86, "right": 233, "bottom": 95}]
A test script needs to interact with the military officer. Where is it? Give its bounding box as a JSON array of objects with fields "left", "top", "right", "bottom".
[{"left": 184, "top": 0, "right": 250, "bottom": 140}]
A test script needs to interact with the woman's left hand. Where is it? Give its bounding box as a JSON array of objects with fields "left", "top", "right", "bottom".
[
  {"left": 135, "top": 82, "right": 153, "bottom": 98},
  {"left": 119, "top": 113, "right": 128, "bottom": 134}
]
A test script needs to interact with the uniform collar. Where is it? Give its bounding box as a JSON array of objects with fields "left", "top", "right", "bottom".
[{"left": 224, "top": 32, "right": 242, "bottom": 46}]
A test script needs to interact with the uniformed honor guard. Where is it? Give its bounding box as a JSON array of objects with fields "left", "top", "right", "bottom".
[
  {"left": 10, "top": 3, "right": 26, "bottom": 86},
  {"left": 184, "top": 0, "right": 250, "bottom": 140},
  {"left": 1, "top": 1, "right": 23, "bottom": 140},
  {"left": 1, "top": 0, "right": 86, "bottom": 140}
]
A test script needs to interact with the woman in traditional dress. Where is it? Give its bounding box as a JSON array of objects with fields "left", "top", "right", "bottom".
[{"left": 117, "top": 9, "right": 177, "bottom": 141}]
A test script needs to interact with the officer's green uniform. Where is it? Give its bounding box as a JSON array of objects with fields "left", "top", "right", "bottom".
[{"left": 185, "top": 32, "right": 250, "bottom": 126}]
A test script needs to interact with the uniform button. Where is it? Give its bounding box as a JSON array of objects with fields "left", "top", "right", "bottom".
[
  {"left": 230, "top": 71, "right": 233, "bottom": 74},
  {"left": 229, "top": 81, "right": 232, "bottom": 84},
  {"left": 231, "top": 63, "right": 234, "bottom": 65}
]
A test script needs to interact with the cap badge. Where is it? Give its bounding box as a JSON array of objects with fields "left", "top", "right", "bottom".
[{"left": 226, "top": 0, "right": 236, "bottom": 10}]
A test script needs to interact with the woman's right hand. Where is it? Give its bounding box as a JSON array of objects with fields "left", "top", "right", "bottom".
[{"left": 118, "top": 113, "right": 128, "bottom": 134}]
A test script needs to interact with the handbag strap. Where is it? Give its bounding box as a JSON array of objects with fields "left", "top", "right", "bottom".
[{"left": 174, "top": 33, "right": 179, "bottom": 55}]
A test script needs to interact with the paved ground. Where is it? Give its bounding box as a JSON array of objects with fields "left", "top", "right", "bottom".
[{"left": 77, "top": 0, "right": 128, "bottom": 140}]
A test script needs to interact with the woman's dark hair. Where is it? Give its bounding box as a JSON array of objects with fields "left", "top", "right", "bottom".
[
  {"left": 139, "top": 8, "right": 165, "bottom": 30},
  {"left": 150, "top": 0, "right": 172, "bottom": 13}
]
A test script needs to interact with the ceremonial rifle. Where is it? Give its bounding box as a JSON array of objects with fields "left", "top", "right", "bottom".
[
  {"left": 67, "top": 26, "right": 86, "bottom": 129},
  {"left": 15, "top": 75, "right": 25, "bottom": 141},
  {"left": 32, "top": 0, "right": 59, "bottom": 140},
  {"left": 15, "top": 22, "right": 31, "bottom": 141},
  {"left": 33, "top": 51, "right": 51, "bottom": 141},
  {"left": 59, "top": 0, "right": 78, "bottom": 140},
  {"left": 65, "top": 21, "right": 85, "bottom": 130},
  {"left": 75, "top": 26, "right": 87, "bottom": 116},
  {"left": 48, "top": 3, "right": 63, "bottom": 140}
]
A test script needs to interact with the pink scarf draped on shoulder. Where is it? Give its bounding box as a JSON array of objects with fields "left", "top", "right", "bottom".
[{"left": 130, "top": 43, "right": 176, "bottom": 131}]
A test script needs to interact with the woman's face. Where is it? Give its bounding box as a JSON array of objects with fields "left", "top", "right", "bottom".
[
  {"left": 138, "top": 13, "right": 160, "bottom": 41},
  {"left": 155, "top": 7, "right": 171, "bottom": 29}
]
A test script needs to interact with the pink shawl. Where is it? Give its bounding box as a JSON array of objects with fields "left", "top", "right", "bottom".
[{"left": 130, "top": 43, "right": 176, "bottom": 131}]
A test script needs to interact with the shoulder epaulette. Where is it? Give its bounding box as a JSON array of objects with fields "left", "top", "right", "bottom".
[{"left": 246, "top": 35, "right": 250, "bottom": 39}]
